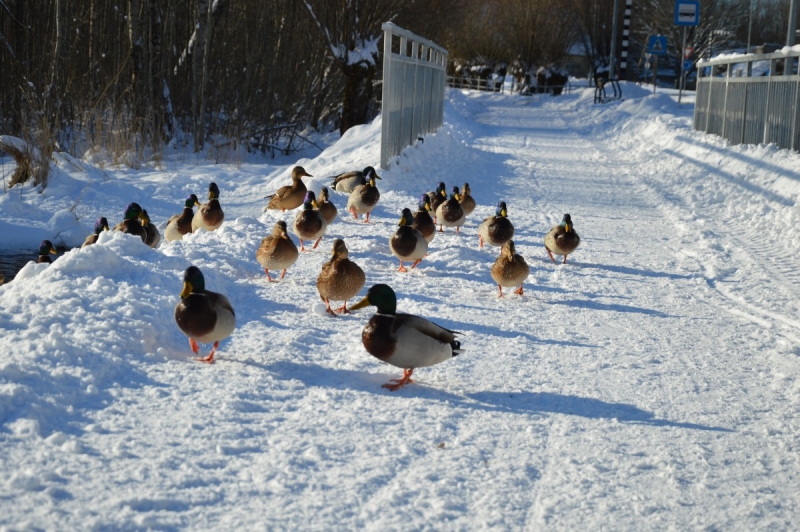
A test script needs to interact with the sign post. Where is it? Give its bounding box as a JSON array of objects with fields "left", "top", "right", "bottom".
[
  {"left": 675, "top": 1, "right": 700, "bottom": 104},
  {"left": 646, "top": 35, "right": 668, "bottom": 94}
]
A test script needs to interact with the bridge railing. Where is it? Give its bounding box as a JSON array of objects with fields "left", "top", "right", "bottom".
[
  {"left": 380, "top": 23, "right": 448, "bottom": 169},
  {"left": 694, "top": 50, "right": 800, "bottom": 151}
]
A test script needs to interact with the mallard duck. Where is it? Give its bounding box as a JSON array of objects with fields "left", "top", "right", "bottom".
[
  {"left": 412, "top": 194, "right": 436, "bottom": 243},
  {"left": 428, "top": 182, "right": 447, "bottom": 223},
  {"left": 346, "top": 174, "right": 380, "bottom": 222},
  {"left": 544, "top": 213, "right": 580, "bottom": 264},
  {"left": 350, "top": 284, "right": 463, "bottom": 391},
  {"left": 459, "top": 183, "right": 476, "bottom": 216},
  {"left": 317, "top": 186, "right": 338, "bottom": 224},
  {"left": 255, "top": 220, "right": 299, "bottom": 281},
  {"left": 192, "top": 182, "right": 224, "bottom": 232},
  {"left": 491, "top": 240, "right": 530, "bottom": 297},
  {"left": 140, "top": 210, "right": 161, "bottom": 248},
  {"left": 113, "top": 202, "right": 147, "bottom": 242},
  {"left": 478, "top": 201, "right": 514, "bottom": 248},
  {"left": 436, "top": 186, "right": 466, "bottom": 233},
  {"left": 265, "top": 166, "right": 312, "bottom": 212},
  {"left": 37, "top": 240, "right": 58, "bottom": 263},
  {"left": 165, "top": 194, "right": 201, "bottom": 242},
  {"left": 330, "top": 166, "right": 381, "bottom": 194},
  {"left": 174, "top": 266, "right": 236, "bottom": 364},
  {"left": 292, "top": 191, "right": 328, "bottom": 251},
  {"left": 390, "top": 208, "right": 428, "bottom": 272},
  {"left": 81, "top": 217, "right": 109, "bottom": 248},
  {"left": 316, "top": 238, "right": 366, "bottom": 315}
]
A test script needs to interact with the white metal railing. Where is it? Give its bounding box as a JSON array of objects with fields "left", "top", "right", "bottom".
[
  {"left": 694, "top": 50, "right": 800, "bottom": 151},
  {"left": 380, "top": 23, "right": 448, "bottom": 169}
]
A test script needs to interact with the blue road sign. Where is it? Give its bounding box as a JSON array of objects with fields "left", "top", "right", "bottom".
[
  {"left": 675, "top": 1, "right": 700, "bottom": 26},
  {"left": 647, "top": 36, "right": 668, "bottom": 56}
]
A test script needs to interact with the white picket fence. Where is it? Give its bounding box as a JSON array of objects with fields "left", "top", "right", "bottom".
[{"left": 380, "top": 23, "right": 448, "bottom": 169}]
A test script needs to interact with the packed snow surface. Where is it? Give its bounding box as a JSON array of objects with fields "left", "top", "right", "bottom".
[{"left": 2, "top": 83, "right": 800, "bottom": 530}]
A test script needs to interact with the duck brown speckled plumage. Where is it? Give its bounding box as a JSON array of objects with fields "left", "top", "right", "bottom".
[
  {"left": 491, "top": 240, "right": 530, "bottom": 297},
  {"left": 265, "top": 166, "right": 312, "bottom": 212},
  {"left": 346, "top": 174, "right": 380, "bottom": 222},
  {"left": 317, "top": 186, "right": 338, "bottom": 224},
  {"left": 256, "top": 220, "right": 299, "bottom": 282},
  {"left": 459, "top": 183, "right": 476, "bottom": 216},
  {"left": 316, "top": 238, "right": 365, "bottom": 315}
]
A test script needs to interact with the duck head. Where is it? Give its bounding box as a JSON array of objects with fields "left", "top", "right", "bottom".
[
  {"left": 319, "top": 187, "right": 330, "bottom": 202},
  {"left": 180, "top": 266, "right": 206, "bottom": 298},
  {"left": 141, "top": 210, "right": 152, "bottom": 227},
  {"left": 331, "top": 238, "right": 349, "bottom": 260},
  {"left": 363, "top": 166, "right": 382, "bottom": 181},
  {"left": 450, "top": 186, "right": 461, "bottom": 201},
  {"left": 398, "top": 208, "right": 414, "bottom": 226},
  {"left": 94, "top": 217, "right": 110, "bottom": 234},
  {"left": 496, "top": 201, "right": 508, "bottom": 217},
  {"left": 185, "top": 194, "right": 201, "bottom": 208},
  {"left": 462, "top": 183, "right": 471, "bottom": 196},
  {"left": 502, "top": 240, "right": 517, "bottom": 258},
  {"left": 303, "top": 190, "right": 319, "bottom": 209},
  {"left": 123, "top": 202, "right": 143, "bottom": 221},
  {"left": 208, "top": 183, "right": 220, "bottom": 200},
  {"left": 272, "top": 220, "right": 289, "bottom": 238},
  {"left": 418, "top": 194, "right": 432, "bottom": 212},
  {"left": 350, "top": 284, "right": 397, "bottom": 315},
  {"left": 437, "top": 182, "right": 447, "bottom": 197},
  {"left": 560, "top": 214, "right": 573, "bottom": 232},
  {"left": 38, "top": 240, "right": 57, "bottom": 256},
  {"left": 292, "top": 166, "right": 313, "bottom": 181}
]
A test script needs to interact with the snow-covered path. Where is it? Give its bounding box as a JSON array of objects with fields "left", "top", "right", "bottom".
[{"left": 1, "top": 85, "right": 799, "bottom": 530}]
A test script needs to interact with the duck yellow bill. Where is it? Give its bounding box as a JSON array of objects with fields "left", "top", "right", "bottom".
[
  {"left": 349, "top": 296, "right": 371, "bottom": 311},
  {"left": 180, "top": 281, "right": 193, "bottom": 298},
  {"left": 564, "top": 223, "right": 571, "bottom": 232},
  {"left": 49, "top": 247, "right": 57, "bottom": 255}
]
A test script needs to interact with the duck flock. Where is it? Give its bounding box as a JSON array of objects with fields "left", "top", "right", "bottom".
[{"left": 31, "top": 164, "right": 581, "bottom": 391}]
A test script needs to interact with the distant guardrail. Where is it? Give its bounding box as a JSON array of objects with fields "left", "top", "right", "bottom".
[
  {"left": 694, "top": 50, "right": 800, "bottom": 151},
  {"left": 446, "top": 75, "right": 571, "bottom": 95},
  {"left": 380, "top": 23, "right": 447, "bottom": 170}
]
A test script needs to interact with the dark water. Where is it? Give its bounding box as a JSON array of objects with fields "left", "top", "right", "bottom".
[{"left": 0, "top": 246, "right": 70, "bottom": 284}]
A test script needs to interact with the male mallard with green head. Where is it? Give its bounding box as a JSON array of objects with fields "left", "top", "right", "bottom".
[
  {"left": 265, "top": 166, "right": 312, "bottom": 212},
  {"left": 165, "top": 194, "right": 201, "bottom": 242},
  {"left": 351, "top": 284, "right": 463, "bottom": 391},
  {"left": 346, "top": 173, "right": 381, "bottom": 222},
  {"left": 390, "top": 208, "right": 428, "bottom": 272},
  {"left": 330, "top": 166, "right": 381, "bottom": 194},
  {"left": 292, "top": 191, "right": 328, "bottom": 251},
  {"left": 256, "top": 220, "right": 299, "bottom": 282},
  {"left": 544, "top": 213, "right": 580, "bottom": 264},
  {"left": 37, "top": 240, "right": 58, "bottom": 263},
  {"left": 82, "top": 217, "right": 109, "bottom": 248},
  {"left": 317, "top": 186, "right": 338, "bottom": 224},
  {"left": 412, "top": 194, "right": 436, "bottom": 244},
  {"left": 192, "top": 183, "right": 224, "bottom": 232},
  {"left": 491, "top": 240, "right": 530, "bottom": 297},
  {"left": 113, "top": 202, "right": 148, "bottom": 243},
  {"left": 459, "top": 182, "right": 476, "bottom": 216},
  {"left": 316, "top": 238, "right": 366, "bottom": 315},
  {"left": 174, "top": 266, "right": 236, "bottom": 364},
  {"left": 436, "top": 186, "right": 466, "bottom": 233},
  {"left": 141, "top": 209, "right": 161, "bottom": 248},
  {"left": 478, "top": 201, "right": 514, "bottom": 248}
]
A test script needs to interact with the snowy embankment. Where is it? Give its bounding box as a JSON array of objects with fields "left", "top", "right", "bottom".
[{"left": 1, "top": 83, "right": 800, "bottom": 530}]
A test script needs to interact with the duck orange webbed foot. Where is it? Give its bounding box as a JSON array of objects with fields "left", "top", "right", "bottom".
[
  {"left": 382, "top": 368, "right": 414, "bottom": 391},
  {"left": 195, "top": 341, "right": 219, "bottom": 364}
]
